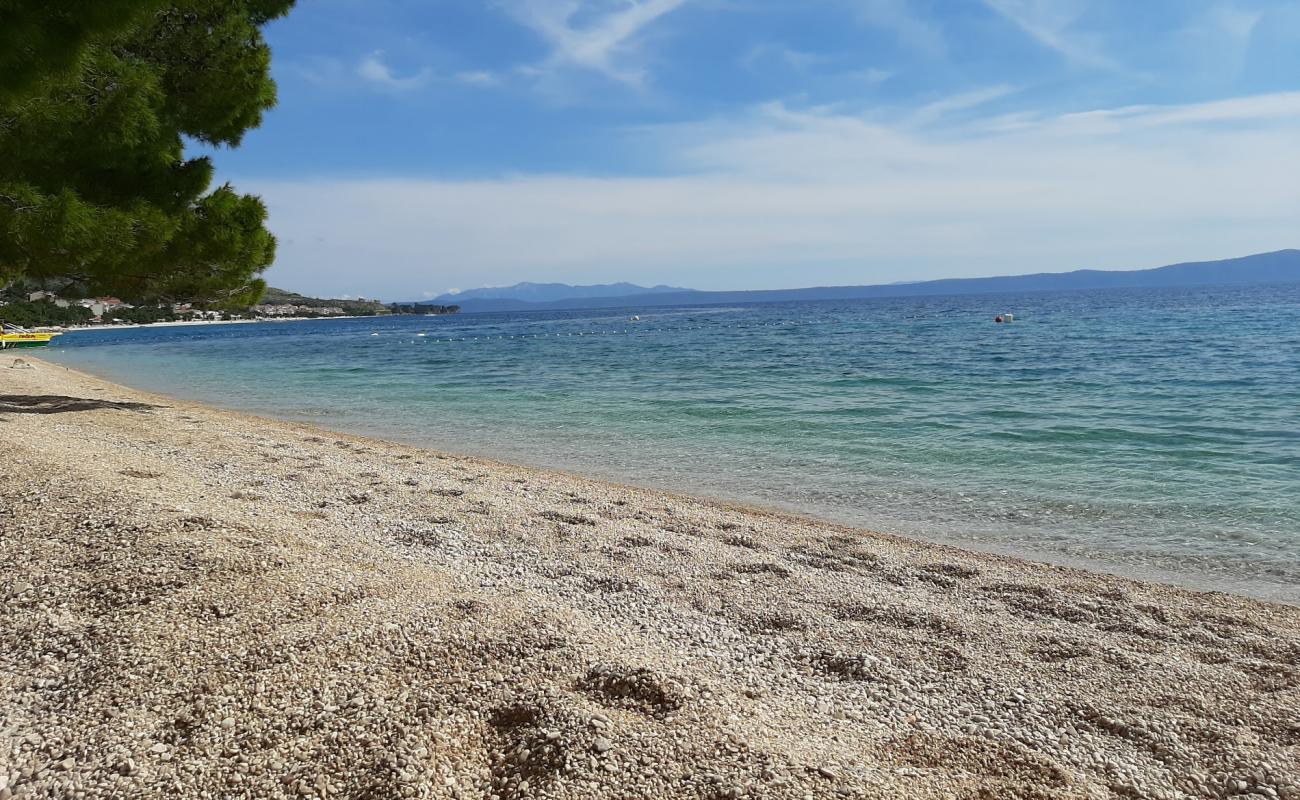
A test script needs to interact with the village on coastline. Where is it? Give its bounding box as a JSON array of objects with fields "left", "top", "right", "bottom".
[{"left": 0, "top": 285, "right": 459, "bottom": 330}]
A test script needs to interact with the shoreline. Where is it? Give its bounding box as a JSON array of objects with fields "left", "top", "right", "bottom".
[
  {"left": 20, "top": 356, "right": 1064, "bottom": 583},
  {"left": 53, "top": 314, "right": 385, "bottom": 332},
  {"left": 39, "top": 349, "right": 1296, "bottom": 606},
  {"left": 3, "top": 355, "right": 1298, "bottom": 798}
]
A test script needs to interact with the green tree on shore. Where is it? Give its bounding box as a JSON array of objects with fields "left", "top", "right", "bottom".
[{"left": 0, "top": 0, "right": 294, "bottom": 306}]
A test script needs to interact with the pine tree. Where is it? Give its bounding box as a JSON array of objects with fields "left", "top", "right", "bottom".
[{"left": 0, "top": 0, "right": 294, "bottom": 305}]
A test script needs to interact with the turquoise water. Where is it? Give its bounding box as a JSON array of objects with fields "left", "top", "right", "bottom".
[{"left": 41, "top": 283, "right": 1300, "bottom": 602}]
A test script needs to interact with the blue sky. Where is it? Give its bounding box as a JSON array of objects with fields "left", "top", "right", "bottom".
[{"left": 211, "top": 0, "right": 1300, "bottom": 298}]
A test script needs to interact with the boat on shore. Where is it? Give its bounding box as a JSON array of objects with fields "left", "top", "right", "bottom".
[{"left": 1, "top": 323, "right": 63, "bottom": 349}]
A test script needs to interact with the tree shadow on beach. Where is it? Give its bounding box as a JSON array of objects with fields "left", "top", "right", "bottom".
[{"left": 0, "top": 395, "right": 159, "bottom": 415}]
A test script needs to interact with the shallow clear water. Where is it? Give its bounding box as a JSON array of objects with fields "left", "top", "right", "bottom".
[{"left": 40, "top": 283, "right": 1300, "bottom": 602}]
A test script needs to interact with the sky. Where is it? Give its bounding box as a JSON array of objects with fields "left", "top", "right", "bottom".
[{"left": 206, "top": 0, "right": 1300, "bottom": 299}]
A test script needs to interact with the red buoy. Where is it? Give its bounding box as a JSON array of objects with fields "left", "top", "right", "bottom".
[{"left": 995, "top": 316, "right": 1004, "bottom": 323}]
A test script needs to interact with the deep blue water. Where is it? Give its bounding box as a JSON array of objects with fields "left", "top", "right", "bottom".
[{"left": 40, "top": 283, "right": 1300, "bottom": 602}]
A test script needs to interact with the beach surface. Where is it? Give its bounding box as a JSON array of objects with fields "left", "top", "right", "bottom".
[{"left": 1, "top": 356, "right": 1297, "bottom": 800}]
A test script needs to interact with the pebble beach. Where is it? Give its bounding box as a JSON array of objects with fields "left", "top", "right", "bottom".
[{"left": 2, "top": 356, "right": 1297, "bottom": 799}]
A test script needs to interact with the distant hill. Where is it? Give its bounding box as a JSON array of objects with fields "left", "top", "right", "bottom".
[
  {"left": 260, "top": 287, "right": 389, "bottom": 316},
  {"left": 426, "top": 250, "right": 1300, "bottom": 314},
  {"left": 422, "top": 282, "right": 692, "bottom": 306}
]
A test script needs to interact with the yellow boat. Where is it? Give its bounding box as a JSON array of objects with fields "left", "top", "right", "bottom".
[{"left": 1, "top": 324, "right": 62, "bottom": 349}]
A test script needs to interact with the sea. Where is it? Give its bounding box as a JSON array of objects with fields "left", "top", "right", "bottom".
[{"left": 39, "top": 282, "right": 1300, "bottom": 603}]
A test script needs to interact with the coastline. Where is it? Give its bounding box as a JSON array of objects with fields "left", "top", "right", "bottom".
[
  {"left": 3, "top": 355, "right": 1298, "bottom": 798},
  {"left": 38, "top": 343, "right": 1299, "bottom": 607},
  {"left": 53, "top": 314, "right": 383, "bottom": 332}
]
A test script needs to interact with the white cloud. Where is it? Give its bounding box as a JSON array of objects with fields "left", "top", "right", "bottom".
[
  {"left": 357, "top": 51, "right": 433, "bottom": 91},
  {"left": 980, "top": 0, "right": 1117, "bottom": 70},
  {"left": 455, "top": 70, "right": 502, "bottom": 86},
  {"left": 853, "top": 67, "right": 895, "bottom": 85},
  {"left": 742, "top": 42, "right": 835, "bottom": 73},
  {"left": 294, "top": 55, "right": 497, "bottom": 94},
  {"left": 252, "top": 92, "right": 1300, "bottom": 297},
  {"left": 1205, "top": 3, "right": 1265, "bottom": 41},
  {"left": 853, "top": 0, "right": 946, "bottom": 57},
  {"left": 499, "top": 0, "right": 691, "bottom": 84},
  {"left": 1049, "top": 91, "right": 1300, "bottom": 132},
  {"left": 908, "top": 85, "right": 1018, "bottom": 126},
  {"left": 1166, "top": 3, "right": 1263, "bottom": 85}
]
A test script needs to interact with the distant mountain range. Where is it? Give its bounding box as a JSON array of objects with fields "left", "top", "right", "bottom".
[{"left": 413, "top": 250, "right": 1299, "bottom": 314}]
